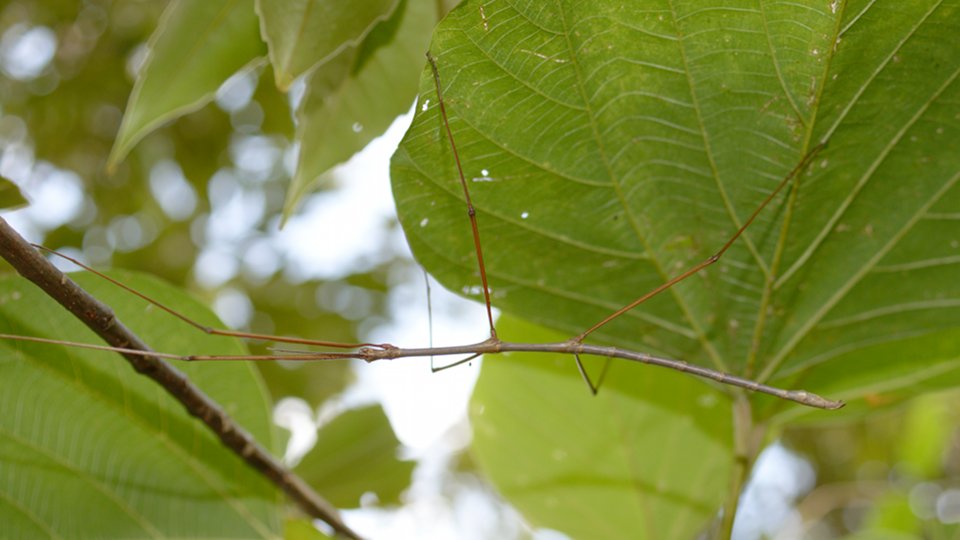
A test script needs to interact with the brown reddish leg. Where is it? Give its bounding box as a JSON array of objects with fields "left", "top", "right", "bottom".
[{"left": 33, "top": 245, "right": 394, "bottom": 352}]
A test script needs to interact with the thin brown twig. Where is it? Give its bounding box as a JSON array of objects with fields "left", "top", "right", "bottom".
[
  {"left": 0, "top": 329, "right": 844, "bottom": 410},
  {"left": 0, "top": 218, "right": 362, "bottom": 540}
]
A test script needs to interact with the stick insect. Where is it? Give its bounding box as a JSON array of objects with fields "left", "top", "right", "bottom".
[{"left": 0, "top": 52, "right": 842, "bottom": 411}]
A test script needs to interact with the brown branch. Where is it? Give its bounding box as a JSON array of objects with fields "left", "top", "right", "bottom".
[{"left": 0, "top": 218, "right": 362, "bottom": 540}]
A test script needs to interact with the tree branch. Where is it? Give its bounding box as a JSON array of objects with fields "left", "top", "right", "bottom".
[{"left": 0, "top": 217, "right": 362, "bottom": 540}]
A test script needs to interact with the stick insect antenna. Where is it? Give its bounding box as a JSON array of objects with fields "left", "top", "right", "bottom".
[
  {"left": 426, "top": 51, "right": 498, "bottom": 341},
  {"left": 34, "top": 245, "right": 391, "bottom": 351},
  {"left": 574, "top": 143, "right": 826, "bottom": 344}
]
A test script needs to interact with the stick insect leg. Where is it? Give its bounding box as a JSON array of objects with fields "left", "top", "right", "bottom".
[
  {"left": 422, "top": 261, "right": 484, "bottom": 373},
  {"left": 431, "top": 352, "right": 482, "bottom": 373},
  {"left": 426, "top": 51, "right": 498, "bottom": 342},
  {"left": 574, "top": 354, "right": 612, "bottom": 396},
  {"left": 34, "top": 245, "right": 392, "bottom": 351}
]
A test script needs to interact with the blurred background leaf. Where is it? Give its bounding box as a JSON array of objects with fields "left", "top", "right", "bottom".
[
  {"left": 108, "top": 0, "right": 266, "bottom": 168},
  {"left": 284, "top": 0, "right": 438, "bottom": 219},
  {"left": 471, "top": 316, "right": 734, "bottom": 539},
  {"left": 295, "top": 404, "right": 414, "bottom": 508},
  {"left": 286, "top": 518, "right": 333, "bottom": 539},
  {"left": 256, "top": 0, "right": 399, "bottom": 90},
  {"left": 0, "top": 174, "right": 27, "bottom": 209}
]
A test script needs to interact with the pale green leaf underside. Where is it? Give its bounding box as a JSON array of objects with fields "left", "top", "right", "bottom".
[
  {"left": 392, "top": 0, "right": 960, "bottom": 410},
  {"left": 0, "top": 273, "right": 281, "bottom": 538},
  {"left": 256, "top": 0, "right": 401, "bottom": 90},
  {"left": 471, "top": 316, "right": 733, "bottom": 539},
  {"left": 109, "top": 0, "right": 265, "bottom": 168},
  {"left": 283, "top": 0, "right": 437, "bottom": 219}
]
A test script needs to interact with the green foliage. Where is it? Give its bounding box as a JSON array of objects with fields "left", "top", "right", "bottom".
[
  {"left": 256, "top": 0, "right": 400, "bottom": 90},
  {"left": 395, "top": 0, "right": 960, "bottom": 410},
  {"left": 0, "top": 272, "right": 282, "bottom": 537},
  {"left": 472, "top": 316, "right": 733, "bottom": 539},
  {"left": 286, "top": 518, "right": 333, "bottom": 539},
  {"left": 108, "top": 0, "right": 266, "bottom": 168},
  {"left": 295, "top": 405, "right": 414, "bottom": 508},
  {"left": 0, "top": 175, "right": 27, "bottom": 210},
  {"left": 284, "top": 0, "right": 439, "bottom": 219},
  {"left": 108, "top": 0, "right": 442, "bottom": 218},
  {"left": 392, "top": 0, "right": 960, "bottom": 535},
  {"left": 4, "top": 0, "right": 960, "bottom": 538}
]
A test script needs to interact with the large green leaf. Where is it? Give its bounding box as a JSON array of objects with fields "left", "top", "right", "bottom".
[
  {"left": 256, "top": 0, "right": 401, "bottom": 90},
  {"left": 109, "top": 0, "right": 265, "bottom": 168},
  {"left": 0, "top": 272, "right": 282, "bottom": 537},
  {"left": 471, "top": 316, "right": 733, "bottom": 539},
  {"left": 392, "top": 0, "right": 960, "bottom": 414},
  {"left": 283, "top": 0, "right": 437, "bottom": 218}
]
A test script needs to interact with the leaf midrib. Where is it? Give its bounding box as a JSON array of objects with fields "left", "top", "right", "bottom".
[{"left": 761, "top": 58, "right": 960, "bottom": 381}]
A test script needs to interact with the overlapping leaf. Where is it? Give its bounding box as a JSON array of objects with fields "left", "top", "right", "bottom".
[
  {"left": 284, "top": 0, "right": 437, "bottom": 218},
  {"left": 256, "top": 0, "right": 400, "bottom": 90},
  {"left": 392, "top": 1, "right": 959, "bottom": 534},
  {"left": 0, "top": 273, "right": 281, "bottom": 537},
  {"left": 392, "top": 0, "right": 960, "bottom": 413},
  {"left": 109, "top": 0, "right": 265, "bottom": 168},
  {"left": 471, "top": 316, "right": 733, "bottom": 539}
]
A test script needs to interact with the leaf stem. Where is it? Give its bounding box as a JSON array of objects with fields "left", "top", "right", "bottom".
[{"left": 719, "top": 396, "right": 757, "bottom": 540}]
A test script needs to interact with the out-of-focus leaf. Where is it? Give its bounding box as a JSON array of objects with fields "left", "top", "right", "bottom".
[
  {"left": 256, "top": 361, "right": 354, "bottom": 407},
  {"left": 109, "top": 0, "right": 265, "bottom": 168},
  {"left": 841, "top": 533, "right": 918, "bottom": 540},
  {"left": 0, "top": 176, "right": 27, "bottom": 210},
  {"left": 256, "top": 65, "right": 298, "bottom": 137},
  {"left": 295, "top": 405, "right": 413, "bottom": 508},
  {"left": 0, "top": 272, "right": 281, "bottom": 537},
  {"left": 282, "top": 0, "right": 436, "bottom": 219},
  {"left": 895, "top": 394, "right": 951, "bottom": 478},
  {"left": 256, "top": 0, "right": 401, "bottom": 90},
  {"left": 286, "top": 518, "right": 332, "bottom": 540},
  {"left": 393, "top": 0, "right": 960, "bottom": 419},
  {"left": 470, "top": 316, "right": 733, "bottom": 539},
  {"left": 861, "top": 493, "right": 919, "bottom": 536}
]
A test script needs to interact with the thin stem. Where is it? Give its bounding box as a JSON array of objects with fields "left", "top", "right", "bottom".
[
  {"left": 719, "top": 397, "right": 755, "bottom": 540},
  {"left": 0, "top": 218, "right": 362, "bottom": 540},
  {"left": 0, "top": 330, "right": 844, "bottom": 410},
  {"left": 574, "top": 143, "right": 826, "bottom": 343},
  {"left": 426, "top": 51, "right": 498, "bottom": 340}
]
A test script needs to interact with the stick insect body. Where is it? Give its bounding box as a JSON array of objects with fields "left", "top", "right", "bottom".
[{"left": 0, "top": 53, "right": 843, "bottom": 411}]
